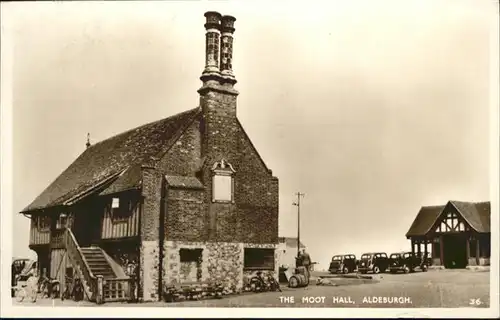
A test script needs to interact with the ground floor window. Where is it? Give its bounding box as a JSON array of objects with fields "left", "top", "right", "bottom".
[
  {"left": 179, "top": 249, "right": 203, "bottom": 282},
  {"left": 243, "top": 248, "right": 275, "bottom": 270}
]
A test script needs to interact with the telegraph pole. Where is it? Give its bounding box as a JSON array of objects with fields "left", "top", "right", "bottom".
[{"left": 293, "top": 192, "right": 305, "bottom": 258}]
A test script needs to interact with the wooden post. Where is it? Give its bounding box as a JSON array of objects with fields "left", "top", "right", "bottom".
[
  {"left": 465, "top": 236, "right": 470, "bottom": 265},
  {"left": 439, "top": 235, "right": 444, "bottom": 266},
  {"left": 411, "top": 239, "right": 415, "bottom": 255},
  {"left": 96, "top": 275, "right": 104, "bottom": 304},
  {"left": 424, "top": 239, "right": 428, "bottom": 261},
  {"left": 476, "top": 238, "right": 480, "bottom": 265}
]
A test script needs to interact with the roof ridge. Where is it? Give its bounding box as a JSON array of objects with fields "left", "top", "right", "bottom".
[
  {"left": 89, "top": 107, "right": 201, "bottom": 149},
  {"left": 22, "top": 106, "right": 202, "bottom": 213},
  {"left": 151, "top": 108, "right": 202, "bottom": 161}
]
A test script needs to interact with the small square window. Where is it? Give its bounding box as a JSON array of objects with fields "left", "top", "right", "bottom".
[{"left": 112, "top": 198, "right": 120, "bottom": 209}]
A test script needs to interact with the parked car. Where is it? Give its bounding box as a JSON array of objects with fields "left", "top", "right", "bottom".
[
  {"left": 11, "top": 258, "right": 30, "bottom": 297},
  {"left": 389, "top": 251, "right": 429, "bottom": 273},
  {"left": 329, "top": 254, "right": 357, "bottom": 274},
  {"left": 11, "top": 258, "right": 36, "bottom": 296},
  {"left": 358, "top": 252, "right": 389, "bottom": 274}
]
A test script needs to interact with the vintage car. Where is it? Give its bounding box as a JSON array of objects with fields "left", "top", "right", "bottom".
[
  {"left": 328, "top": 254, "right": 357, "bottom": 274},
  {"left": 389, "top": 251, "right": 429, "bottom": 273},
  {"left": 11, "top": 258, "right": 31, "bottom": 297},
  {"left": 12, "top": 259, "right": 37, "bottom": 297},
  {"left": 358, "top": 252, "right": 389, "bottom": 274}
]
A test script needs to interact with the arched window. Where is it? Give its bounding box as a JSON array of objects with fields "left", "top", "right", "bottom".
[{"left": 211, "top": 159, "right": 236, "bottom": 202}]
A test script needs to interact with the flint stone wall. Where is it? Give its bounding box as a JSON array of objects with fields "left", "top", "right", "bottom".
[
  {"left": 163, "top": 241, "right": 277, "bottom": 292},
  {"left": 140, "top": 240, "right": 159, "bottom": 301}
]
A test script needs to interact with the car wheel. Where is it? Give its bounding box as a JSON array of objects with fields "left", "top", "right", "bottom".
[
  {"left": 390, "top": 269, "right": 396, "bottom": 274},
  {"left": 343, "top": 267, "right": 349, "bottom": 274},
  {"left": 373, "top": 266, "right": 380, "bottom": 274},
  {"left": 288, "top": 276, "right": 299, "bottom": 288},
  {"left": 403, "top": 265, "right": 410, "bottom": 274},
  {"left": 422, "top": 264, "right": 428, "bottom": 272}
]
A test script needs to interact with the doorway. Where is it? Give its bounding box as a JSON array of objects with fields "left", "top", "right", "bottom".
[
  {"left": 443, "top": 234, "right": 467, "bottom": 268},
  {"left": 73, "top": 210, "right": 101, "bottom": 247}
]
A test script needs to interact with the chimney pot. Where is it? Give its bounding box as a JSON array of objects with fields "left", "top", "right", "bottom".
[
  {"left": 221, "top": 15, "right": 236, "bottom": 33},
  {"left": 204, "top": 11, "right": 222, "bottom": 29}
]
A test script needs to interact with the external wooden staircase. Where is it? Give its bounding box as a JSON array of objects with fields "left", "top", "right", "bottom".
[
  {"left": 61, "top": 228, "right": 135, "bottom": 304},
  {"left": 80, "top": 248, "right": 116, "bottom": 279}
]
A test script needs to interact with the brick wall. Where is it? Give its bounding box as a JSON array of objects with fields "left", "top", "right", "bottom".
[
  {"left": 139, "top": 85, "right": 280, "bottom": 298},
  {"left": 139, "top": 162, "right": 162, "bottom": 301},
  {"left": 165, "top": 188, "right": 208, "bottom": 241},
  {"left": 159, "top": 118, "right": 202, "bottom": 176},
  {"left": 198, "top": 88, "right": 279, "bottom": 244}
]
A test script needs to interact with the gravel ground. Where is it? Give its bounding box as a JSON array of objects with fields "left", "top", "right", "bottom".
[{"left": 11, "top": 269, "right": 490, "bottom": 308}]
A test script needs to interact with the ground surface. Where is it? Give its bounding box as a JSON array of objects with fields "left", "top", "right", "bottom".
[{"left": 12, "top": 269, "right": 490, "bottom": 308}]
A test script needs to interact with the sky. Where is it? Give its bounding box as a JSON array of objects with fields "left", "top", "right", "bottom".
[{"left": 2, "top": 0, "right": 497, "bottom": 271}]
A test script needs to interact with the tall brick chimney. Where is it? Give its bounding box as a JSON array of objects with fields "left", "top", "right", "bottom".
[
  {"left": 220, "top": 15, "right": 237, "bottom": 84},
  {"left": 201, "top": 11, "right": 222, "bottom": 80},
  {"left": 198, "top": 11, "right": 239, "bottom": 189},
  {"left": 198, "top": 11, "right": 238, "bottom": 97}
]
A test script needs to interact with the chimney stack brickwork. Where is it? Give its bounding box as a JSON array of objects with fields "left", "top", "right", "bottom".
[
  {"left": 199, "top": 11, "right": 238, "bottom": 97},
  {"left": 220, "top": 15, "right": 236, "bottom": 83},
  {"left": 202, "top": 11, "right": 222, "bottom": 77}
]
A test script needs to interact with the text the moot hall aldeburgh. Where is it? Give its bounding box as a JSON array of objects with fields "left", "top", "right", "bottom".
[{"left": 280, "top": 296, "right": 413, "bottom": 304}]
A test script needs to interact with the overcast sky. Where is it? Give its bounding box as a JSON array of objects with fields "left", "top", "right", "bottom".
[{"left": 2, "top": 0, "right": 497, "bottom": 270}]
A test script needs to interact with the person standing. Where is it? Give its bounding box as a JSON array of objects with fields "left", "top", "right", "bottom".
[
  {"left": 299, "top": 249, "right": 312, "bottom": 281},
  {"left": 300, "top": 249, "right": 312, "bottom": 271}
]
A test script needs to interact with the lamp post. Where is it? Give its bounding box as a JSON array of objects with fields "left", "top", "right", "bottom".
[{"left": 292, "top": 192, "right": 305, "bottom": 259}]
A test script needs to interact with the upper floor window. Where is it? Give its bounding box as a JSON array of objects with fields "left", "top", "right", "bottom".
[
  {"left": 36, "top": 215, "right": 50, "bottom": 231},
  {"left": 211, "top": 159, "right": 236, "bottom": 202},
  {"left": 55, "top": 213, "right": 68, "bottom": 230}
]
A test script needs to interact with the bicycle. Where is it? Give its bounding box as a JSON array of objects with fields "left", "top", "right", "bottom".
[
  {"left": 61, "top": 275, "right": 84, "bottom": 301},
  {"left": 249, "top": 272, "right": 282, "bottom": 293},
  {"left": 15, "top": 275, "right": 39, "bottom": 303}
]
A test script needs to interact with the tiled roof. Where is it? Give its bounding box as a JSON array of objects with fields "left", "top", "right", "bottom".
[
  {"left": 450, "top": 201, "right": 490, "bottom": 233},
  {"left": 405, "top": 205, "right": 445, "bottom": 237},
  {"left": 22, "top": 107, "right": 201, "bottom": 212},
  {"left": 406, "top": 201, "right": 491, "bottom": 237},
  {"left": 165, "top": 175, "right": 204, "bottom": 190}
]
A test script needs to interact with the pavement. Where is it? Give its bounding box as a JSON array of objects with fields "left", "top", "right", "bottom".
[{"left": 11, "top": 269, "right": 490, "bottom": 308}]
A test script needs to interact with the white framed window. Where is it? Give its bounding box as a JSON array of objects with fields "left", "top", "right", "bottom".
[
  {"left": 112, "top": 197, "right": 120, "bottom": 209},
  {"left": 211, "top": 159, "right": 236, "bottom": 203}
]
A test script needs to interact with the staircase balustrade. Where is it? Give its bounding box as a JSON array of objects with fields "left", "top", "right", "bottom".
[
  {"left": 61, "top": 228, "right": 134, "bottom": 304},
  {"left": 62, "top": 228, "right": 100, "bottom": 303}
]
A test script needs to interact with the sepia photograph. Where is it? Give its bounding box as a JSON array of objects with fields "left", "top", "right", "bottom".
[{"left": 1, "top": 0, "right": 499, "bottom": 318}]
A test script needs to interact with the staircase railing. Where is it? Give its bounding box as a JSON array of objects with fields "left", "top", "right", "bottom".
[
  {"left": 62, "top": 228, "right": 100, "bottom": 302},
  {"left": 103, "top": 277, "right": 136, "bottom": 302}
]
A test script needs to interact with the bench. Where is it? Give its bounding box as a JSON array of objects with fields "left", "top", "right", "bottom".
[{"left": 163, "top": 281, "right": 224, "bottom": 302}]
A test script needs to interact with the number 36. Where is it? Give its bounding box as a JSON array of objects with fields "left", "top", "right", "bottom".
[{"left": 469, "top": 298, "right": 482, "bottom": 306}]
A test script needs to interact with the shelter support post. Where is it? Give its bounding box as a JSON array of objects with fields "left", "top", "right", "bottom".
[{"left": 439, "top": 235, "right": 444, "bottom": 266}]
